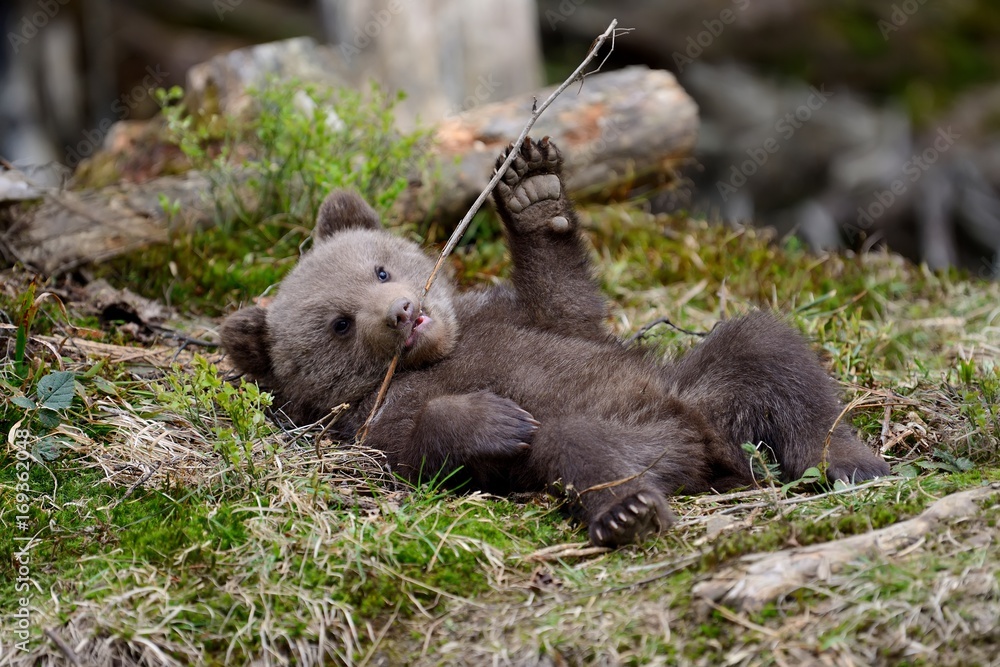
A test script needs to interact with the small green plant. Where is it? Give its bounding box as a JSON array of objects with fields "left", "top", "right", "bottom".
[
  {"left": 742, "top": 441, "right": 782, "bottom": 486},
  {"left": 4, "top": 281, "right": 65, "bottom": 380},
  {"left": 158, "top": 194, "right": 182, "bottom": 224},
  {"left": 159, "top": 80, "right": 427, "bottom": 233},
  {"left": 156, "top": 356, "right": 273, "bottom": 484},
  {"left": 780, "top": 466, "right": 824, "bottom": 493},
  {"left": 12, "top": 370, "right": 75, "bottom": 421},
  {"left": 8, "top": 369, "right": 77, "bottom": 460},
  {"left": 10, "top": 283, "right": 35, "bottom": 379},
  {"left": 1, "top": 281, "right": 79, "bottom": 461},
  {"left": 104, "top": 82, "right": 428, "bottom": 315},
  {"left": 939, "top": 355, "right": 1000, "bottom": 465},
  {"left": 741, "top": 443, "right": 826, "bottom": 493}
]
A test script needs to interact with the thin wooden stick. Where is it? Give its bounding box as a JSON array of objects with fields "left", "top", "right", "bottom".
[
  {"left": 357, "top": 354, "right": 398, "bottom": 440},
  {"left": 422, "top": 19, "right": 625, "bottom": 296},
  {"left": 358, "top": 19, "right": 627, "bottom": 442}
]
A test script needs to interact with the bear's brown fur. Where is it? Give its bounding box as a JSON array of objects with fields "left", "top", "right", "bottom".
[{"left": 221, "top": 137, "right": 889, "bottom": 547}]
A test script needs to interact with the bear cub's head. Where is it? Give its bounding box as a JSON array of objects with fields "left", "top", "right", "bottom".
[{"left": 220, "top": 191, "right": 458, "bottom": 423}]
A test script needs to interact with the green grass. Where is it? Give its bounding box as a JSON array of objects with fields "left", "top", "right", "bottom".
[
  {"left": 2, "top": 80, "right": 999, "bottom": 664},
  {"left": 3, "top": 205, "right": 999, "bottom": 663}
]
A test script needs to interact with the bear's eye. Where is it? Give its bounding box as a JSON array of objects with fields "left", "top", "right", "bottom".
[
  {"left": 375, "top": 266, "right": 390, "bottom": 282},
  {"left": 331, "top": 317, "right": 352, "bottom": 336}
]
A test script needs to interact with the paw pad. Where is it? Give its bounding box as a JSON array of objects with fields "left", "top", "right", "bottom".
[{"left": 494, "top": 137, "right": 567, "bottom": 217}]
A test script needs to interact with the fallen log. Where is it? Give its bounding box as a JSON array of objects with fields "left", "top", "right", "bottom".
[
  {"left": 419, "top": 65, "right": 699, "bottom": 218},
  {"left": 692, "top": 483, "right": 1000, "bottom": 611},
  {"left": 1, "top": 65, "right": 698, "bottom": 276},
  {"left": 1, "top": 172, "right": 209, "bottom": 275}
]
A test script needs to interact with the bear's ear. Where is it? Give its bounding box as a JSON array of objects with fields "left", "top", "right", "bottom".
[
  {"left": 315, "top": 191, "right": 382, "bottom": 242},
  {"left": 220, "top": 306, "right": 272, "bottom": 380}
]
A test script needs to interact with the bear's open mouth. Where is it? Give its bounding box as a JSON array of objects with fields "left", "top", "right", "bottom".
[{"left": 404, "top": 313, "right": 431, "bottom": 348}]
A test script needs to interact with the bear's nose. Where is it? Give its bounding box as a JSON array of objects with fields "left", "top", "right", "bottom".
[{"left": 386, "top": 298, "right": 415, "bottom": 329}]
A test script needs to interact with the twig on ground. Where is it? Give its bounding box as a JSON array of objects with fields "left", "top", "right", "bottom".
[
  {"left": 149, "top": 324, "right": 218, "bottom": 348},
  {"left": 358, "top": 18, "right": 627, "bottom": 442},
  {"left": 587, "top": 554, "right": 701, "bottom": 595},
  {"left": 357, "top": 603, "right": 402, "bottom": 667},
  {"left": 626, "top": 316, "right": 715, "bottom": 344},
  {"left": 115, "top": 461, "right": 162, "bottom": 505},
  {"left": 880, "top": 403, "right": 893, "bottom": 449},
  {"left": 702, "top": 599, "right": 782, "bottom": 638},
  {"left": 44, "top": 628, "right": 82, "bottom": 666},
  {"left": 522, "top": 542, "right": 611, "bottom": 562},
  {"left": 693, "top": 483, "right": 1000, "bottom": 610},
  {"left": 712, "top": 476, "right": 895, "bottom": 515}
]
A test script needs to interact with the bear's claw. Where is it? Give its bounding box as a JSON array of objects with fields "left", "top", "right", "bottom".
[
  {"left": 588, "top": 489, "right": 675, "bottom": 548},
  {"left": 470, "top": 393, "right": 539, "bottom": 459}
]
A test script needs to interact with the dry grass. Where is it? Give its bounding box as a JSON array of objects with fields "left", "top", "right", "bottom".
[{"left": 2, "top": 208, "right": 1000, "bottom": 666}]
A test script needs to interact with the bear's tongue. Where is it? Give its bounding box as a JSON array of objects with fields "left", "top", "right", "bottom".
[{"left": 404, "top": 314, "right": 431, "bottom": 348}]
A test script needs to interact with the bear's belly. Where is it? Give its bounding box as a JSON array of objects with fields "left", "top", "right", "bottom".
[{"left": 431, "top": 322, "right": 669, "bottom": 422}]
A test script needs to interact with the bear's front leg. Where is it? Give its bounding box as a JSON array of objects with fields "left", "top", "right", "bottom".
[
  {"left": 366, "top": 390, "right": 537, "bottom": 492},
  {"left": 491, "top": 137, "right": 609, "bottom": 340}
]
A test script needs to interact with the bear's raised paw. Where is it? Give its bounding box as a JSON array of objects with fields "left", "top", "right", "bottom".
[{"left": 494, "top": 137, "right": 572, "bottom": 233}]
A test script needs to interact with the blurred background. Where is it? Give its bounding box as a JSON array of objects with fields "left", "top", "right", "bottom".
[{"left": 2, "top": 0, "right": 999, "bottom": 276}]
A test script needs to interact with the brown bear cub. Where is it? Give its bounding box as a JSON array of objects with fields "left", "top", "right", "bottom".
[{"left": 221, "top": 137, "right": 889, "bottom": 547}]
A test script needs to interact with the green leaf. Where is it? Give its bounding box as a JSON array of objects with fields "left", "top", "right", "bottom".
[
  {"left": 780, "top": 466, "right": 823, "bottom": 494},
  {"left": 800, "top": 467, "right": 823, "bottom": 483},
  {"left": 931, "top": 448, "right": 976, "bottom": 473},
  {"left": 15, "top": 324, "right": 28, "bottom": 378},
  {"left": 12, "top": 395, "right": 36, "bottom": 409},
  {"left": 36, "top": 371, "right": 76, "bottom": 410},
  {"left": 37, "top": 409, "right": 61, "bottom": 429},
  {"left": 32, "top": 437, "right": 63, "bottom": 461},
  {"left": 92, "top": 376, "right": 119, "bottom": 397}
]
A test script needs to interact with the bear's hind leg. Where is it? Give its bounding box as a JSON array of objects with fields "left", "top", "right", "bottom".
[
  {"left": 825, "top": 424, "right": 891, "bottom": 482},
  {"left": 525, "top": 414, "right": 725, "bottom": 547},
  {"left": 588, "top": 490, "right": 670, "bottom": 547},
  {"left": 666, "top": 311, "right": 889, "bottom": 482}
]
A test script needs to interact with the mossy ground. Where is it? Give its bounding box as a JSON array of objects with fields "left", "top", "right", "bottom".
[{"left": 2, "top": 199, "right": 999, "bottom": 665}]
